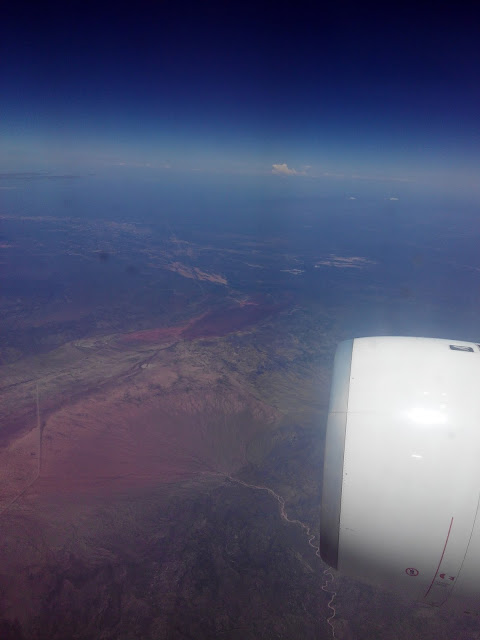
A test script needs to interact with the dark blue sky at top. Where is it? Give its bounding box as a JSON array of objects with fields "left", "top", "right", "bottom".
[{"left": 1, "top": 1, "right": 480, "bottom": 194}]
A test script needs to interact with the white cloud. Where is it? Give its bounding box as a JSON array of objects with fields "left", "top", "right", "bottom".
[{"left": 272, "top": 163, "right": 304, "bottom": 176}]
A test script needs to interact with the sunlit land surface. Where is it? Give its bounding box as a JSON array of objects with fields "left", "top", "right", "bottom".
[{"left": 1, "top": 175, "right": 480, "bottom": 639}]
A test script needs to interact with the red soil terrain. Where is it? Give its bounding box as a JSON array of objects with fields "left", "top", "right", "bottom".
[
  {"left": 34, "top": 375, "right": 276, "bottom": 497},
  {"left": 0, "top": 341, "right": 278, "bottom": 502},
  {"left": 120, "top": 324, "right": 185, "bottom": 343},
  {"left": 0, "top": 297, "right": 286, "bottom": 505},
  {"left": 0, "top": 337, "right": 280, "bottom": 639},
  {"left": 121, "top": 298, "right": 287, "bottom": 344}
]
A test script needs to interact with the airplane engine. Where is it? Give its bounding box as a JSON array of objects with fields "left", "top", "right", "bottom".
[{"left": 320, "top": 336, "right": 480, "bottom": 613}]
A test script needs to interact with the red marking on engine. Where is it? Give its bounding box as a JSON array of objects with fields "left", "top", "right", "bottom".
[{"left": 424, "top": 517, "right": 454, "bottom": 599}]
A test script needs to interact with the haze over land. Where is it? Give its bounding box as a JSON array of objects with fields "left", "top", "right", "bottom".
[
  {"left": 1, "top": 181, "right": 480, "bottom": 639},
  {"left": 1, "top": 2, "right": 480, "bottom": 639}
]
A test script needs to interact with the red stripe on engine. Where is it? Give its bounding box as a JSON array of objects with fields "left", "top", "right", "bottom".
[{"left": 424, "top": 517, "right": 454, "bottom": 599}]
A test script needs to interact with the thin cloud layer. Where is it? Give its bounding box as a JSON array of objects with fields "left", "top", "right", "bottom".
[{"left": 0, "top": 171, "right": 81, "bottom": 181}]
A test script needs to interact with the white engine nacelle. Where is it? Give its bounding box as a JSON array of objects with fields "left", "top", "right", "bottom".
[{"left": 320, "top": 336, "right": 480, "bottom": 613}]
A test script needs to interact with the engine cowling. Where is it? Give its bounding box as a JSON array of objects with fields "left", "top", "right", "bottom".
[{"left": 320, "top": 336, "right": 480, "bottom": 613}]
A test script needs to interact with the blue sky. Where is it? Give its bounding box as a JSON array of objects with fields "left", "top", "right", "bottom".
[{"left": 1, "top": 2, "right": 479, "bottom": 195}]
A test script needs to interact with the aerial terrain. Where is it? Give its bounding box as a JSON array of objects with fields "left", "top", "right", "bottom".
[{"left": 1, "top": 180, "right": 480, "bottom": 639}]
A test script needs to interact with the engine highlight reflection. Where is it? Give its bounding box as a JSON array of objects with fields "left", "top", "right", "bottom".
[{"left": 406, "top": 407, "right": 448, "bottom": 425}]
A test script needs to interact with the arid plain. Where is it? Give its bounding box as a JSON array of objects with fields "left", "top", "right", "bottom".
[{"left": 1, "top": 214, "right": 478, "bottom": 639}]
